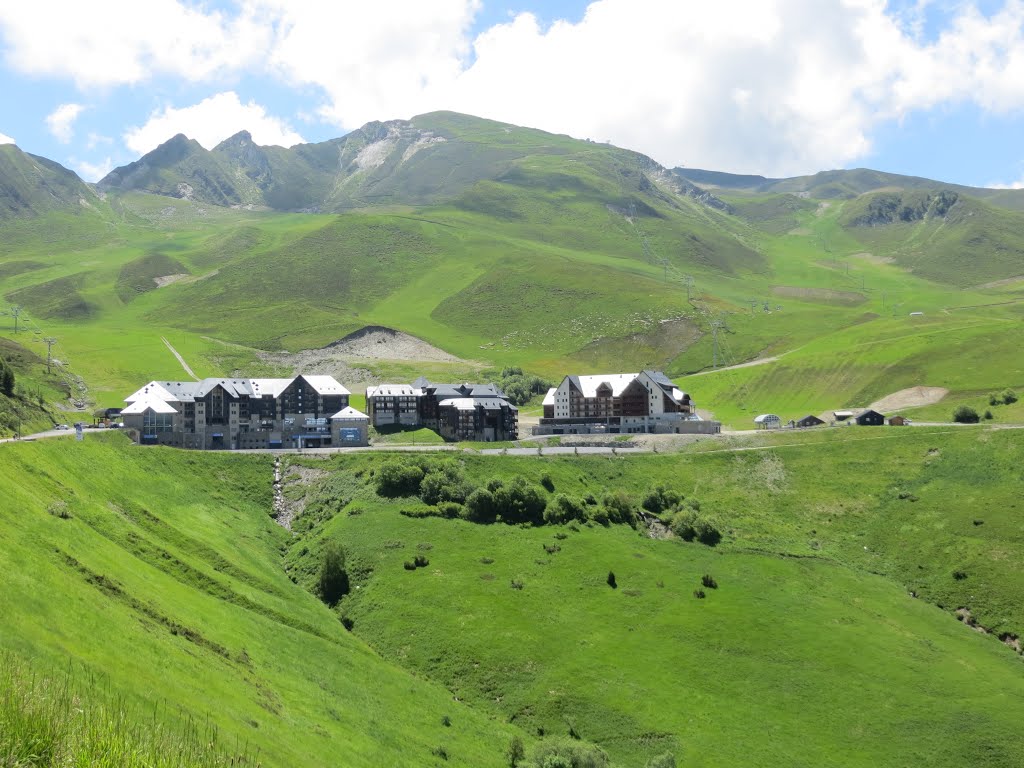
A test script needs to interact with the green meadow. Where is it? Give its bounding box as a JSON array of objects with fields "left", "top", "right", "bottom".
[{"left": 280, "top": 425, "right": 1024, "bottom": 767}]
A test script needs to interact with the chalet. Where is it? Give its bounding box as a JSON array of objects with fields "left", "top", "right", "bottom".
[
  {"left": 833, "top": 410, "right": 855, "bottom": 422},
  {"left": 888, "top": 415, "right": 909, "bottom": 426},
  {"left": 121, "top": 374, "right": 350, "bottom": 450},
  {"left": 796, "top": 414, "right": 825, "bottom": 428},
  {"left": 754, "top": 414, "right": 782, "bottom": 430},
  {"left": 855, "top": 409, "right": 885, "bottom": 426},
  {"left": 534, "top": 371, "right": 718, "bottom": 435}
]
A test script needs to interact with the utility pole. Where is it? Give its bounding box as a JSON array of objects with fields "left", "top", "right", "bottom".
[
  {"left": 711, "top": 320, "right": 723, "bottom": 368},
  {"left": 43, "top": 338, "right": 56, "bottom": 375},
  {"left": 684, "top": 275, "right": 694, "bottom": 301},
  {"left": 11, "top": 305, "right": 20, "bottom": 333}
]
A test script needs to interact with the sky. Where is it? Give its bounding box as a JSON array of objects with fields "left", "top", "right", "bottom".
[{"left": 2, "top": 0, "right": 1024, "bottom": 187}]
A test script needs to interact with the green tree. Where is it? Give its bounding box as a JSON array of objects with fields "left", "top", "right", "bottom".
[
  {"left": 0, "top": 357, "right": 14, "bottom": 398},
  {"left": 318, "top": 543, "right": 350, "bottom": 606},
  {"left": 506, "top": 736, "right": 525, "bottom": 767}
]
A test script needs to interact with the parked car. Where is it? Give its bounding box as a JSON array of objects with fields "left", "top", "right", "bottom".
[{"left": 55, "top": 424, "right": 69, "bottom": 430}]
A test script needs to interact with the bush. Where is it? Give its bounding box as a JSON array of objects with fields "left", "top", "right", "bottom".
[
  {"left": 693, "top": 589, "right": 706, "bottom": 599},
  {"left": 413, "top": 555, "right": 430, "bottom": 568},
  {"left": 318, "top": 543, "right": 350, "bottom": 606},
  {"left": 492, "top": 477, "right": 547, "bottom": 525},
  {"left": 984, "top": 409, "right": 994, "bottom": 420},
  {"left": 375, "top": 461, "right": 425, "bottom": 496},
  {"left": 419, "top": 462, "right": 470, "bottom": 505},
  {"left": 464, "top": 488, "right": 497, "bottom": 523},
  {"left": 646, "top": 754, "right": 677, "bottom": 768},
  {"left": 642, "top": 485, "right": 682, "bottom": 514},
  {"left": 952, "top": 405, "right": 980, "bottom": 424},
  {"left": 670, "top": 510, "right": 722, "bottom": 546},
  {"left": 607, "top": 571, "right": 617, "bottom": 589},
  {"left": 435, "top": 501, "right": 463, "bottom": 519},
  {"left": 403, "top": 561, "right": 417, "bottom": 571},
  {"left": 1001, "top": 388, "right": 1018, "bottom": 405},
  {"left": 701, "top": 574, "right": 718, "bottom": 589},
  {"left": 600, "top": 490, "right": 637, "bottom": 526},
  {"left": 528, "top": 737, "right": 610, "bottom": 768},
  {"left": 544, "top": 494, "right": 586, "bottom": 524},
  {"left": 540, "top": 473, "right": 555, "bottom": 492}
]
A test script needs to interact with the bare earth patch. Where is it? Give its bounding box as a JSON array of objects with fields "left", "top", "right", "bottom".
[
  {"left": 772, "top": 286, "right": 866, "bottom": 304},
  {"left": 258, "top": 326, "right": 479, "bottom": 390},
  {"left": 154, "top": 270, "right": 219, "bottom": 288},
  {"left": 850, "top": 252, "right": 895, "bottom": 266},
  {"left": 869, "top": 386, "right": 949, "bottom": 412}
]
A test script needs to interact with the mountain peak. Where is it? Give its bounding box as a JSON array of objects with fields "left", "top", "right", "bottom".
[{"left": 215, "top": 130, "right": 254, "bottom": 151}]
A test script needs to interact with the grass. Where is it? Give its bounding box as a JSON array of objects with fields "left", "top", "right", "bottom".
[
  {"left": 282, "top": 427, "right": 1024, "bottom": 767},
  {"left": 0, "top": 652, "right": 260, "bottom": 767},
  {"left": 0, "top": 434, "right": 523, "bottom": 767}
]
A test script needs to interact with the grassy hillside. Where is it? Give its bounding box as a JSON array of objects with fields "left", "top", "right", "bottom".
[
  {"left": 0, "top": 434, "right": 526, "bottom": 767},
  {"left": 280, "top": 426, "right": 1024, "bottom": 767},
  {"left": 0, "top": 112, "right": 1023, "bottom": 425}
]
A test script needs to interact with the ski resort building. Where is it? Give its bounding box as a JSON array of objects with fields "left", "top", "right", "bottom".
[
  {"left": 533, "top": 370, "right": 717, "bottom": 435},
  {"left": 366, "top": 378, "right": 518, "bottom": 442},
  {"left": 121, "top": 374, "right": 364, "bottom": 449}
]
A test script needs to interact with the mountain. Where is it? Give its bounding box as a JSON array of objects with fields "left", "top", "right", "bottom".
[
  {"left": 98, "top": 112, "right": 729, "bottom": 214},
  {"left": 0, "top": 144, "right": 103, "bottom": 219},
  {"left": 675, "top": 166, "right": 1024, "bottom": 209}
]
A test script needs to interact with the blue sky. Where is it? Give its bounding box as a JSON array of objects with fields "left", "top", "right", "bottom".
[{"left": 2, "top": 1, "right": 1024, "bottom": 187}]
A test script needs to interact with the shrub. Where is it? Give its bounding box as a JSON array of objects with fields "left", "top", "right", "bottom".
[
  {"left": 670, "top": 510, "right": 722, "bottom": 546},
  {"left": 510, "top": 579, "right": 524, "bottom": 590},
  {"left": 952, "top": 405, "right": 980, "bottom": 424},
  {"left": 701, "top": 574, "right": 718, "bottom": 589},
  {"left": 607, "top": 571, "right": 617, "bottom": 589},
  {"left": 984, "top": 409, "right": 994, "bottom": 420},
  {"left": 953, "top": 570, "right": 968, "bottom": 580},
  {"left": 318, "top": 543, "right": 350, "bottom": 606},
  {"left": 413, "top": 555, "right": 429, "bottom": 568},
  {"left": 529, "top": 737, "right": 609, "bottom": 768},
  {"left": 375, "top": 461, "right": 425, "bottom": 496},
  {"left": 544, "top": 494, "right": 586, "bottom": 524},
  {"left": 543, "top": 543, "right": 561, "bottom": 554},
  {"left": 403, "top": 561, "right": 417, "bottom": 571},
  {"left": 642, "top": 485, "right": 682, "bottom": 514},
  {"left": 464, "top": 488, "right": 497, "bottom": 523},
  {"left": 540, "top": 473, "right": 555, "bottom": 492},
  {"left": 988, "top": 392, "right": 1001, "bottom": 406},
  {"left": 693, "top": 589, "right": 706, "bottom": 599},
  {"left": 436, "top": 501, "right": 463, "bottom": 519},
  {"left": 492, "top": 477, "right": 547, "bottom": 525},
  {"left": 419, "top": 463, "right": 470, "bottom": 505},
  {"left": 600, "top": 490, "right": 638, "bottom": 526}
]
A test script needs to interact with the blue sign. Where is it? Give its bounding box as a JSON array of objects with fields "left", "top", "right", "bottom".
[{"left": 340, "top": 428, "right": 361, "bottom": 442}]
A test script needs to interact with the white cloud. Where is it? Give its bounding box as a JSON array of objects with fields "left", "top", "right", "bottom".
[
  {"left": 86, "top": 132, "right": 113, "bottom": 150},
  {"left": 254, "top": 0, "right": 480, "bottom": 127},
  {"left": 0, "top": 131, "right": 14, "bottom": 145},
  {"left": 73, "top": 157, "right": 115, "bottom": 182},
  {"left": 124, "top": 91, "right": 305, "bottom": 155},
  {"left": 0, "top": 1, "right": 268, "bottom": 87},
  {"left": 45, "top": 103, "right": 85, "bottom": 143},
  {"left": 8, "top": 1, "right": 1024, "bottom": 175}
]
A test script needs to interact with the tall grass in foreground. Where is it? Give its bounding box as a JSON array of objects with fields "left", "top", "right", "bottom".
[{"left": 0, "top": 653, "right": 260, "bottom": 767}]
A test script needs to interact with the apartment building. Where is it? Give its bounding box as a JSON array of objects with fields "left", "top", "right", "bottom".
[{"left": 121, "top": 374, "right": 365, "bottom": 449}]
